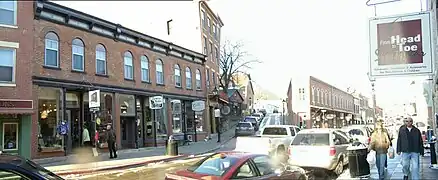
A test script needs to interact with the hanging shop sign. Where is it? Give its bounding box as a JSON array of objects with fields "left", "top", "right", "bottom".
[
  {"left": 88, "top": 90, "right": 100, "bottom": 108},
  {"left": 192, "top": 100, "right": 206, "bottom": 112},
  {"left": 149, "top": 96, "right": 164, "bottom": 110},
  {"left": 368, "top": 12, "right": 433, "bottom": 78}
]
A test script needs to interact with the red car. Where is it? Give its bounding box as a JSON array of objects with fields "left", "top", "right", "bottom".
[{"left": 165, "top": 151, "right": 308, "bottom": 180}]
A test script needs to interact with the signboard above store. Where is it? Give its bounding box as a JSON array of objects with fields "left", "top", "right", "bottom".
[
  {"left": 88, "top": 90, "right": 100, "bottom": 108},
  {"left": 368, "top": 12, "right": 433, "bottom": 78},
  {"left": 0, "top": 99, "right": 33, "bottom": 109}
]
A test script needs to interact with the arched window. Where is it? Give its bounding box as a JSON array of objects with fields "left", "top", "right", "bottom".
[
  {"left": 72, "top": 38, "right": 85, "bottom": 71},
  {"left": 95, "top": 44, "right": 106, "bottom": 75},
  {"left": 316, "top": 89, "right": 320, "bottom": 103},
  {"left": 156, "top": 59, "right": 164, "bottom": 84},
  {"left": 186, "top": 67, "right": 192, "bottom": 89},
  {"left": 140, "top": 55, "right": 149, "bottom": 82},
  {"left": 124, "top": 51, "right": 133, "bottom": 79},
  {"left": 174, "top": 64, "right": 181, "bottom": 87},
  {"left": 312, "top": 87, "right": 316, "bottom": 103},
  {"left": 195, "top": 69, "right": 201, "bottom": 90},
  {"left": 44, "top": 32, "right": 59, "bottom": 67}
]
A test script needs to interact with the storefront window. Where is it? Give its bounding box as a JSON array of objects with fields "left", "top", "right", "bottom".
[
  {"left": 136, "top": 98, "right": 142, "bottom": 140},
  {"left": 38, "top": 87, "right": 63, "bottom": 151},
  {"left": 120, "top": 94, "right": 135, "bottom": 117},
  {"left": 155, "top": 101, "right": 168, "bottom": 139},
  {"left": 185, "top": 102, "right": 195, "bottom": 133},
  {"left": 171, "top": 99, "right": 182, "bottom": 133},
  {"left": 83, "top": 92, "right": 113, "bottom": 148},
  {"left": 143, "top": 98, "right": 153, "bottom": 139},
  {"left": 3, "top": 123, "right": 18, "bottom": 151},
  {"left": 195, "top": 112, "right": 204, "bottom": 132}
]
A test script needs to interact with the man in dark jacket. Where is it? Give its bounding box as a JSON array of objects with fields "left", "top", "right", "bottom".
[
  {"left": 396, "top": 117, "right": 424, "bottom": 180},
  {"left": 106, "top": 124, "right": 117, "bottom": 159}
]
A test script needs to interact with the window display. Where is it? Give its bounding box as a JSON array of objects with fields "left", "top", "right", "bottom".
[
  {"left": 38, "top": 87, "right": 64, "bottom": 152},
  {"left": 3, "top": 123, "right": 18, "bottom": 151},
  {"left": 171, "top": 99, "right": 182, "bottom": 133}
]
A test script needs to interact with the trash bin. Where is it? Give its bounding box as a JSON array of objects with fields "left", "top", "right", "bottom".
[
  {"left": 166, "top": 139, "right": 178, "bottom": 156},
  {"left": 347, "top": 145, "right": 370, "bottom": 178}
]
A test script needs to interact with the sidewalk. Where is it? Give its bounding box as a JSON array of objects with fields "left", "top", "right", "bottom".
[
  {"left": 338, "top": 146, "right": 438, "bottom": 179},
  {"left": 38, "top": 121, "right": 238, "bottom": 175}
]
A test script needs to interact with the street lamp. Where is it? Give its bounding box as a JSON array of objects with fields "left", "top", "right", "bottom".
[{"left": 211, "top": 87, "right": 220, "bottom": 142}]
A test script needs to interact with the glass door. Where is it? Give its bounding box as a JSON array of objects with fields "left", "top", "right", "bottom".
[{"left": 2, "top": 123, "right": 19, "bottom": 152}]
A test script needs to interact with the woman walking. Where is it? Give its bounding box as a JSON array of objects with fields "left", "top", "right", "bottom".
[{"left": 370, "top": 121, "right": 391, "bottom": 180}]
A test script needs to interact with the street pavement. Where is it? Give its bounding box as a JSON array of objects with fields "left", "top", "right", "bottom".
[
  {"left": 60, "top": 134, "right": 238, "bottom": 179},
  {"left": 40, "top": 120, "right": 238, "bottom": 175}
]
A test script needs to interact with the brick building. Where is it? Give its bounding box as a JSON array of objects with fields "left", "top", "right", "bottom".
[
  {"left": 32, "top": 1, "right": 209, "bottom": 158},
  {"left": 289, "top": 76, "right": 355, "bottom": 129},
  {"left": 0, "top": 1, "right": 34, "bottom": 159}
]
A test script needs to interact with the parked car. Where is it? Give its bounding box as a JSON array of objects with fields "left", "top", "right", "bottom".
[
  {"left": 0, "top": 154, "right": 63, "bottom": 180},
  {"left": 251, "top": 113, "right": 265, "bottom": 122},
  {"left": 165, "top": 151, "right": 308, "bottom": 180},
  {"left": 244, "top": 116, "right": 259, "bottom": 131},
  {"left": 288, "top": 128, "right": 351, "bottom": 176},
  {"left": 256, "top": 114, "right": 284, "bottom": 135},
  {"left": 235, "top": 122, "right": 256, "bottom": 136},
  {"left": 341, "top": 125, "right": 372, "bottom": 146},
  {"left": 235, "top": 125, "right": 300, "bottom": 163}
]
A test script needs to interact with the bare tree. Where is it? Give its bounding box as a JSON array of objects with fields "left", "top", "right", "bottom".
[{"left": 219, "top": 40, "right": 260, "bottom": 94}]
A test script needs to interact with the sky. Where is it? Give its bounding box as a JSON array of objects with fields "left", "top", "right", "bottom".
[{"left": 55, "top": 0, "right": 431, "bottom": 112}]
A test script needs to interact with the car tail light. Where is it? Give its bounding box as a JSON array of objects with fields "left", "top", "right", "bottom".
[
  {"left": 329, "top": 147, "right": 336, "bottom": 156},
  {"left": 368, "top": 137, "right": 371, "bottom": 144},
  {"left": 288, "top": 147, "right": 291, "bottom": 155}
]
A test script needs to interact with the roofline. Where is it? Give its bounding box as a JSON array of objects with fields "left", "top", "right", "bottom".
[
  {"left": 199, "top": 0, "right": 224, "bottom": 27},
  {"left": 36, "top": 0, "right": 206, "bottom": 63}
]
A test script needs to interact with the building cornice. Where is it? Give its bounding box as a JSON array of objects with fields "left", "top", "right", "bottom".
[{"left": 35, "top": 1, "right": 207, "bottom": 65}]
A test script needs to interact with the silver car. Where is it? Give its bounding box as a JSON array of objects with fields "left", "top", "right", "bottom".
[
  {"left": 287, "top": 128, "right": 351, "bottom": 175},
  {"left": 235, "top": 122, "right": 256, "bottom": 136}
]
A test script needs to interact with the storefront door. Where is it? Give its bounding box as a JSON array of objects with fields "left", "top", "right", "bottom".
[
  {"left": 66, "top": 109, "right": 81, "bottom": 149},
  {"left": 121, "top": 117, "right": 136, "bottom": 148}
]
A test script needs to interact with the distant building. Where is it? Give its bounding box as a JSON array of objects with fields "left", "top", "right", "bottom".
[{"left": 231, "top": 73, "right": 255, "bottom": 113}]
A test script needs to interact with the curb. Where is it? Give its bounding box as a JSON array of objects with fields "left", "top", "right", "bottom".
[{"left": 55, "top": 155, "right": 189, "bottom": 176}]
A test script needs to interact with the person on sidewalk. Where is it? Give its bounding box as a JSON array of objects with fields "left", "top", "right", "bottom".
[
  {"left": 106, "top": 124, "right": 117, "bottom": 159},
  {"left": 396, "top": 117, "right": 424, "bottom": 180},
  {"left": 82, "top": 124, "right": 91, "bottom": 147},
  {"left": 369, "top": 121, "right": 391, "bottom": 180}
]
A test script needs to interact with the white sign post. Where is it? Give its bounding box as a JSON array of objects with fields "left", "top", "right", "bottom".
[{"left": 368, "top": 12, "right": 434, "bottom": 78}]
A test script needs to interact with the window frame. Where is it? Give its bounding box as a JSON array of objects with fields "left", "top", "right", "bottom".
[
  {"left": 174, "top": 64, "right": 181, "bottom": 87},
  {"left": 0, "top": 48, "right": 16, "bottom": 83},
  {"left": 44, "top": 32, "right": 60, "bottom": 68},
  {"left": 123, "top": 51, "right": 134, "bottom": 80},
  {"left": 2, "top": 122, "right": 19, "bottom": 151},
  {"left": 206, "top": 69, "right": 210, "bottom": 87},
  {"left": 95, "top": 44, "right": 107, "bottom": 75},
  {"left": 186, "top": 67, "right": 192, "bottom": 89},
  {"left": 196, "top": 69, "right": 201, "bottom": 90},
  {"left": 0, "top": 1, "right": 17, "bottom": 26},
  {"left": 71, "top": 38, "right": 85, "bottom": 72},
  {"left": 140, "top": 55, "right": 150, "bottom": 82},
  {"left": 156, "top": 59, "right": 164, "bottom": 85}
]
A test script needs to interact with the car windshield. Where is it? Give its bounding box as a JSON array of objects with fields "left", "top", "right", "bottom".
[
  {"left": 238, "top": 123, "right": 251, "bottom": 128},
  {"left": 244, "top": 117, "right": 257, "bottom": 124},
  {"left": 291, "top": 133, "right": 330, "bottom": 146},
  {"left": 348, "top": 129, "right": 364, "bottom": 136},
  {"left": 262, "top": 127, "right": 287, "bottom": 135},
  {"left": 251, "top": 114, "right": 261, "bottom": 118},
  {"left": 187, "top": 154, "right": 238, "bottom": 176}
]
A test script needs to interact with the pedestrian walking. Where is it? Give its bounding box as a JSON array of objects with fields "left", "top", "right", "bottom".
[
  {"left": 369, "top": 120, "right": 391, "bottom": 180},
  {"left": 106, "top": 124, "right": 117, "bottom": 159},
  {"left": 396, "top": 117, "right": 424, "bottom": 180}
]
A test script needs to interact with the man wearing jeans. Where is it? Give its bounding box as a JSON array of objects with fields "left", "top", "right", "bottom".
[{"left": 396, "top": 117, "right": 424, "bottom": 180}]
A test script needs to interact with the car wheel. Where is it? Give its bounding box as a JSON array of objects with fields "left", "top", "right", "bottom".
[{"left": 334, "top": 159, "right": 344, "bottom": 175}]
